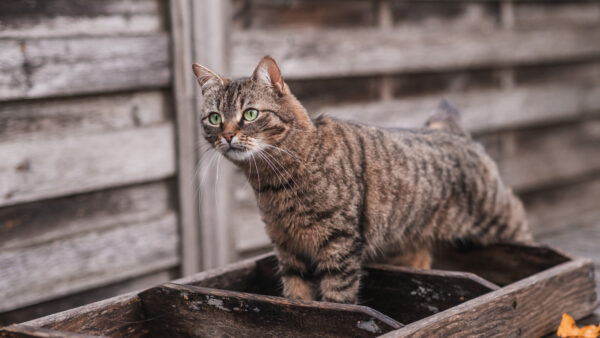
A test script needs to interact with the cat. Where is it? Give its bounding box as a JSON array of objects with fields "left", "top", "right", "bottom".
[{"left": 192, "top": 56, "right": 532, "bottom": 304}]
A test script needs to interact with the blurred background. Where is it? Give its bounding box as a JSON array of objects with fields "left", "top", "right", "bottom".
[{"left": 1, "top": 0, "right": 599, "bottom": 325}]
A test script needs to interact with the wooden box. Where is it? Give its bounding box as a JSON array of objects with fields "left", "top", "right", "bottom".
[{"left": 1, "top": 243, "right": 596, "bottom": 337}]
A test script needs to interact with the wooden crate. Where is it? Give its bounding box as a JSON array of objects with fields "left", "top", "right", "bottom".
[{"left": 1, "top": 243, "right": 596, "bottom": 337}]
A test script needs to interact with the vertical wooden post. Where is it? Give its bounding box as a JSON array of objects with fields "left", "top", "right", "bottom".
[
  {"left": 170, "top": 0, "right": 202, "bottom": 275},
  {"left": 378, "top": 0, "right": 394, "bottom": 101},
  {"left": 192, "top": 0, "right": 235, "bottom": 269},
  {"left": 499, "top": 0, "right": 516, "bottom": 90}
]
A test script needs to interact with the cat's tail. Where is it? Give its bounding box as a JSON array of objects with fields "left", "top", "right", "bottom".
[{"left": 424, "top": 100, "right": 470, "bottom": 138}]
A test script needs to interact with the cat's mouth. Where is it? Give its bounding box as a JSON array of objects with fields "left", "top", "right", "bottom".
[{"left": 226, "top": 145, "right": 245, "bottom": 153}]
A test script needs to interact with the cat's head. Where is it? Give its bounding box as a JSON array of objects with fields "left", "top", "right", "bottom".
[{"left": 192, "top": 56, "right": 308, "bottom": 162}]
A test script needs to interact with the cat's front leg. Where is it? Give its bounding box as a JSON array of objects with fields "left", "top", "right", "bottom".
[
  {"left": 276, "top": 248, "right": 317, "bottom": 301},
  {"left": 316, "top": 235, "right": 363, "bottom": 304}
]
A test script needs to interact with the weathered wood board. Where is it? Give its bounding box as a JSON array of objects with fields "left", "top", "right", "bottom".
[
  {"left": 139, "top": 283, "right": 402, "bottom": 337},
  {"left": 231, "top": 27, "right": 600, "bottom": 79},
  {"left": 0, "top": 35, "right": 170, "bottom": 100},
  {"left": 2, "top": 244, "right": 594, "bottom": 337},
  {"left": 0, "top": 213, "right": 179, "bottom": 312},
  {"left": 0, "top": 0, "right": 165, "bottom": 39},
  {"left": 0, "top": 124, "right": 176, "bottom": 207},
  {"left": 0, "top": 91, "right": 170, "bottom": 142}
]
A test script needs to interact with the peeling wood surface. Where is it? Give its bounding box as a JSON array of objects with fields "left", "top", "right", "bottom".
[
  {"left": 361, "top": 264, "right": 498, "bottom": 324},
  {"left": 382, "top": 259, "right": 598, "bottom": 337},
  {"left": 0, "top": 213, "right": 179, "bottom": 312},
  {"left": 139, "top": 283, "right": 402, "bottom": 337},
  {"left": 0, "top": 35, "right": 170, "bottom": 100},
  {"left": 5, "top": 244, "right": 596, "bottom": 337}
]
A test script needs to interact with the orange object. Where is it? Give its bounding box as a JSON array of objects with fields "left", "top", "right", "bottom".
[{"left": 557, "top": 313, "right": 600, "bottom": 338}]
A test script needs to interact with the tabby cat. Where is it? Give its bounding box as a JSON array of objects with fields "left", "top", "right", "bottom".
[{"left": 192, "top": 56, "right": 532, "bottom": 304}]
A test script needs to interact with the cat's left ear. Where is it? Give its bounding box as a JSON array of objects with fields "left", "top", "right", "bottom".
[
  {"left": 192, "top": 63, "right": 224, "bottom": 95},
  {"left": 251, "top": 55, "right": 286, "bottom": 95}
]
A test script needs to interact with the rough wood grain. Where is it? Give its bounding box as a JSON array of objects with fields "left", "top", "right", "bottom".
[
  {"left": 514, "top": 2, "right": 600, "bottom": 29},
  {"left": 138, "top": 283, "right": 402, "bottom": 337},
  {"left": 0, "top": 213, "right": 179, "bottom": 312},
  {"left": 231, "top": 26, "right": 600, "bottom": 79},
  {"left": 361, "top": 264, "right": 498, "bottom": 324},
  {"left": 0, "top": 35, "right": 170, "bottom": 100},
  {"left": 0, "top": 91, "right": 170, "bottom": 142},
  {"left": 193, "top": 0, "right": 238, "bottom": 269},
  {"left": 0, "top": 123, "right": 176, "bottom": 207},
  {"left": 0, "top": 0, "right": 164, "bottom": 39},
  {"left": 170, "top": 0, "right": 202, "bottom": 275},
  {"left": 479, "top": 119, "right": 600, "bottom": 192},
  {"left": 315, "top": 83, "right": 600, "bottom": 134},
  {"left": 540, "top": 221, "right": 600, "bottom": 297},
  {"left": 382, "top": 259, "right": 598, "bottom": 337},
  {"left": 433, "top": 243, "right": 570, "bottom": 287},
  {"left": 0, "top": 325, "right": 101, "bottom": 338},
  {"left": 23, "top": 293, "right": 146, "bottom": 338},
  {"left": 523, "top": 175, "right": 600, "bottom": 237},
  {"left": 0, "top": 269, "right": 175, "bottom": 327},
  {"left": 0, "top": 180, "right": 174, "bottom": 251}
]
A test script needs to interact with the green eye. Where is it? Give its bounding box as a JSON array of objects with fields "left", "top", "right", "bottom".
[
  {"left": 208, "top": 113, "right": 221, "bottom": 125},
  {"left": 243, "top": 108, "right": 259, "bottom": 121}
]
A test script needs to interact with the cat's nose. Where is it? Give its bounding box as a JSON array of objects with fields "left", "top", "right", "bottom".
[{"left": 222, "top": 132, "right": 235, "bottom": 143}]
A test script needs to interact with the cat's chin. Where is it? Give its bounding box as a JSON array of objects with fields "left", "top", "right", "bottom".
[{"left": 224, "top": 148, "right": 253, "bottom": 162}]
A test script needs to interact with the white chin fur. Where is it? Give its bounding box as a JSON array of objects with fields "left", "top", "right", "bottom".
[{"left": 225, "top": 149, "right": 253, "bottom": 161}]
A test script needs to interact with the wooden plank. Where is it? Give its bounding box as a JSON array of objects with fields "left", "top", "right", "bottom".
[
  {"left": 231, "top": 0, "right": 376, "bottom": 29},
  {"left": 0, "top": 35, "right": 170, "bottom": 100},
  {"left": 0, "top": 325, "right": 101, "bottom": 338},
  {"left": 231, "top": 26, "right": 600, "bottom": 79},
  {"left": 22, "top": 293, "right": 146, "bottom": 338},
  {"left": 514, "top": 2, "right": 600, "bottom": 29},
  {"left": 432, "top": 243, "right": 570, "bottom": 287},
  {"left": 540, "top": 221, "right": 600, "bottom": 300},
  {"left": 192, "top": 0, "right": 238, "bottom": 269},
  {"left": 138, "top": 283, "right": 402, "bottom": 337},
  {"left": 522, "top": 175, "right": 600, "bottom": 237},
  {"left": 479, "top": 119, "right": 600, "bottom": 192},
  {"left": 0, "top": 123, "right": 176, "bottom": 207},
  {"left": 0, "top": 213, "right": 179, "bottom": 312},
  {"left": 382, "top": 259, "right": 597, "bottom": 337},
  {"left": 315, "top": 83, "right": 600, "bottom": 134},
  {"left": 0, "top": 90, "right": 169, "bottom": 142},
  {"left": 0, "top": 0, "right": 164, "bottom": 39},
  {"left": 0, "top": 180, "right": 174, "bottom": 250},
  {"left": 361, "top": 265, "right": 498, "bottom": 324},
  {"left": 0, "top": 40, "right": 27, "bottom": 99},
  {"left": 169, "top": 0, "right": 202, "bottom": 275},
  {"left": 0, "top": 269, "right": 175, "bottom": 326}
]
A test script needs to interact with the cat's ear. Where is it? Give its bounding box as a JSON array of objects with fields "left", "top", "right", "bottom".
[
  {"left": 251, "top": 55, "right": 285, "bottom": 94},
  {"left": 192, "top": 63, "right": 224, "bottom": 94}
]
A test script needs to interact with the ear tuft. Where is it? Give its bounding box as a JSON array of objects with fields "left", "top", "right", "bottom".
[
  {"left": 192, "top": 63, "right": 224, "bottom": 94},
  {"left": 252, "top": 56, "right": 285, "bottom": 94}
]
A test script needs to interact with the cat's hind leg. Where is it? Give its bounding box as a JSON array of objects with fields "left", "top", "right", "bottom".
[{"left": 383, "top": 246, "right": 432, "bottom": 269}]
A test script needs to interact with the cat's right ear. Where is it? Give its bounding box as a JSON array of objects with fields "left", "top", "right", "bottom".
[{"left": 192, "top": 63, "right": 224, "bottom": 95}]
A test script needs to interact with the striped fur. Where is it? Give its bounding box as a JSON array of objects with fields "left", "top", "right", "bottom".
[{"left": 193, "top": 56, "right": 532, "bottom": 304}]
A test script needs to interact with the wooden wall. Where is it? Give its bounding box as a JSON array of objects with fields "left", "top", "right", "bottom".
[
  {"left": 0, "top": 0, "right": 179, "bottom": 324},
  {"left": 211, "top": 0, "right": 600, "bottom": 262},
  {"left": 1, "top": 0, "right": 599, "bottom": 326}
]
